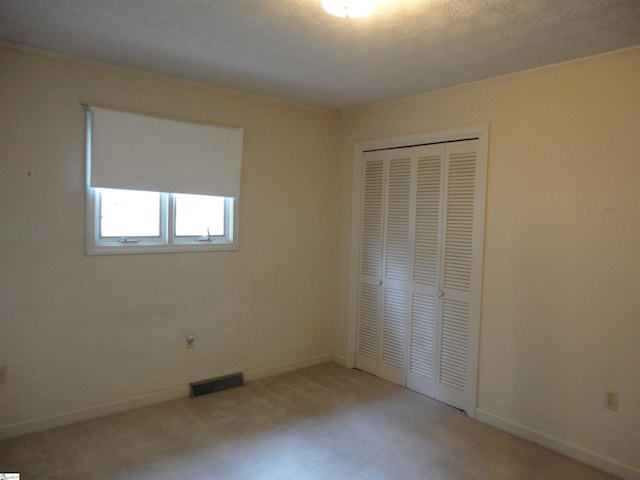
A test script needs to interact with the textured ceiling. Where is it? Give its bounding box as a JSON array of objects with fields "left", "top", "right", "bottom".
[{"left": 1, "top": 0, "right": 639, "bottom": 110}]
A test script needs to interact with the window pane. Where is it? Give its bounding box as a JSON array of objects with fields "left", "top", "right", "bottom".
[
  {"left": 100, "top": 188, "right": 160, "bottom": 237},
  {"left": 175, "top": 194, "right": 225, "bottom": 237}
]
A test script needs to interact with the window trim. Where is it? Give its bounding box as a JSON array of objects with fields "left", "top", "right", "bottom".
[{"left": 85, "top": 188, "right": 239, "bottom": 256}]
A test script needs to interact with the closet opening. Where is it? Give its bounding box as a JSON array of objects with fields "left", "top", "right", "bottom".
[{"left": 348, "top": 125, "right": 489, "bottom": 417}]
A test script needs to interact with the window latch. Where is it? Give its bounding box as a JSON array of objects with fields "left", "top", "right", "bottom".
[
  {"left": 118, "top": 237, "right": 140, "bottom": 244},
  {"left": 197, "top": 228, "right": 213, "bottom": 242}
]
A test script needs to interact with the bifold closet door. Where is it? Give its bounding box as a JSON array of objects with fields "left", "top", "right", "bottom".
[
  {"left": 355, "top": 137, "right": 485, "bottom": 414},
  {"left": 407, "top": 140, "right": 482, "bottom": 411},
  {"left": 355, "top": 147, "right": 415, "bottom": 384}
]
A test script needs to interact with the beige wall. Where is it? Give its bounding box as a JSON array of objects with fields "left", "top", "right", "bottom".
[
  {"left": 337, "top": 48, "right": 640, "bottom": 475},
  {"left": 0, "top": 46, "right": 339, "bottom": 433}
]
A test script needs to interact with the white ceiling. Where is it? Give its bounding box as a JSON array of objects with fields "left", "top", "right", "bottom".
[{"left": 1, "top": 0, "right": 639, "bottom": 111}]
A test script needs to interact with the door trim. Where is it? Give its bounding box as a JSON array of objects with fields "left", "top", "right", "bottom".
[{"left": 347, "top": 124, "right": 489, "bottom": 417}]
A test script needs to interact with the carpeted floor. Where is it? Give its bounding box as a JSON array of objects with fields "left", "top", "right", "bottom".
[{"left": 0, "top": 363, "right": 618, "bottom": 479}]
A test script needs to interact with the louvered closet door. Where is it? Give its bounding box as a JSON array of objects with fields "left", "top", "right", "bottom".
[
  {"left": 405, "top": 144, "right": 445, "bottom": 398},
  {"left": 355, "top": 137, "right": 485, "bottom": 414},
  {"left": 355, "top": 150, "right": 385, "bottom": 375},
  {"left": 406, "top": 140, "right": 483, "bottom": 411},
  {"left": 378, "top": 152, "right": 413, "bottom": 385},
  {"left": 434, "top": 139, "right": 481, "bottom": 410},
  {"left": 355, "top": 148, "right": 415, "bottom": 384}
]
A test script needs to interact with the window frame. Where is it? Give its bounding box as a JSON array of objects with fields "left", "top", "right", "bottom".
[{"left": 85, "top": 188, "right": 239, "bottom": 256}]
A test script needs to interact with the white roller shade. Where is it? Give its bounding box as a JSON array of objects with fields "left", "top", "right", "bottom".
[{"left": 88, "top": 106, "right": 243, "bottom": 198}]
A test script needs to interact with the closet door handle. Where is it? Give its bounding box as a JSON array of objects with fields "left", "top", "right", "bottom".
[{"left": 437, "top": 290, "right": 444, "bottom": 297}]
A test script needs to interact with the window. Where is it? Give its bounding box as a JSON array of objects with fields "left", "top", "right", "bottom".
[
  {"left": 100, "top": 188, "right": 162, "bottom": 238},
  {"left": 85, "top": 106, "right": 242, "bottom": 255},
  {"left": 86, "top": 188, "right": 236, "bottom": 254}
]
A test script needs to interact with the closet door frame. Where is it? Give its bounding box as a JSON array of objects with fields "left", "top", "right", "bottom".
[{"left": 347, "top": 124, "right": 489, "bottom": 418}]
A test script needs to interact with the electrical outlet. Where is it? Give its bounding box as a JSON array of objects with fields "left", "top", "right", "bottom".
[
  {"left": 604, "top": 390, "right": 619, "bottom": 411},
  {"left": 185, "top": 334, "right": 195, "bottom": 349},
  {"left": 0, "top": 365, "right": 7, "bottom": 385}
]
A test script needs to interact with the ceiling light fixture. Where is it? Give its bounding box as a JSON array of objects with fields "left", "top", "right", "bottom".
[{"left": 322, "top": 0, "right": 376, "bottom": 18}]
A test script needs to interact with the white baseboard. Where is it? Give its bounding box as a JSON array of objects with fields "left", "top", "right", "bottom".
[
  {"left": 244, "top": 353, "right": 333, "bottom": 381},
  {"left": 475, "top": 409, "right": 640, "bottom": 480},
  {"left": 0, "top": 385, "right": 189, "bottom": 441},
  {"left": 331, "top": 353, "right": 347, "bottom": 367}
]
